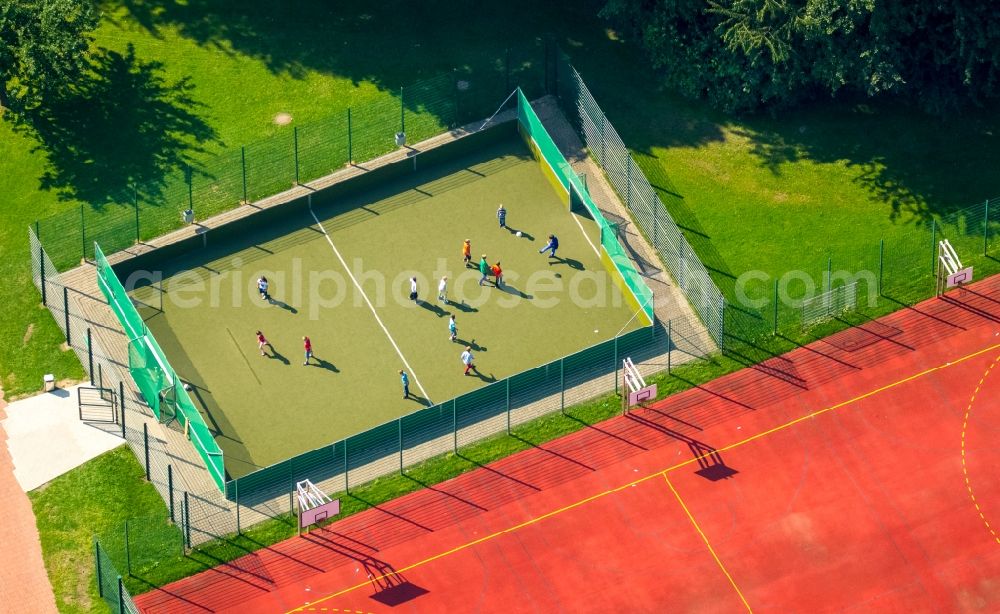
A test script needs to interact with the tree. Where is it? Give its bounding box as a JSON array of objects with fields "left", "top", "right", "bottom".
[
  {"left": 0, "top": 0, "right": 98, "bottom": 114},
  {"left": 600, "top": 0, "right": 1000, "bottom": 114}
]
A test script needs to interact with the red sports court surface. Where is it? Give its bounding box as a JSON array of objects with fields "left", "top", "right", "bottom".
[{"left": 136, "top": 278, "right": 1000, "bottom": 613}]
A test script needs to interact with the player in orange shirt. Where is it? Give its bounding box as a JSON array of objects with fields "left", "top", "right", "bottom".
[
  {"left": 462, "top": 239, "right": 472, "bottom": 267},
  {"left": 491, "top": 261, "right": 503, "bottom": 287}
]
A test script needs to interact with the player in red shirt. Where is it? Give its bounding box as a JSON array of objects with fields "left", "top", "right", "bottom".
[
  {"left": 303, "top": 336, "right": 313, "bottom": 366},
  {"left": 256, "top": 331, "right": 271, "bottom": 356}
]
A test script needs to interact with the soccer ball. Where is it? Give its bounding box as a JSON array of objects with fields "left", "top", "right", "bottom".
[{"left": 516, "top": 231, "right": 523, "bottom": 237}]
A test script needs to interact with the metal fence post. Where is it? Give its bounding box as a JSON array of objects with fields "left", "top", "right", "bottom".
[
  {"left": 678, "top": 235, "right": 686, "bottom": 289},
  {"left": 235, "top": 480, "right": 241, "bottom": 535},
  {"left": 87, "top": 327, "right": 93, "bottom": 384},
  {"left": 559, "top": 358, "right": 565, "bottom": 413},
  {"left": 653, "top": 197, "right": 659, "bottom": 248},
  {"left": 720, "top": 299, "right": 727, "bottom": 353},
  {"left": 117, "top": 576, "right": 125, "bottom": 613},
  {"left": 505, "top": 378, "right": 511, "bottom": 434},
  {"left": 452, "top": 399, "right": 458, "bottom": 453},
  {"left": 626, "top": 158, "right": 632, "bottom": 210},
  {"left": 119, "top": 381, "right": 125, "bottom": 438},
  {"left": 772, "top": 279, "right": 779, "bottom": 335},
  {"left": 168, "top": 464, "right": 174, "bottom": 522},
  {"left": 293, "top": 126, "right": 300, "bottom": 185},
  {"left": 344, "top": 438, "right": 349, "bottom": 494},
  {"left": 347, "top": 108, "right": 353, "bottom": 164},
  {"left": 613, "top": 335, "right": 619, "bottom": 394},
  {"left": 133, "top": 184, "right": 140, "bottom": 243},
  {"left": 667, "top": 319, "right": 672, "bottom": 374},
  {"left": 187, "top": 164, "right": 194, "bottom": 212},
  {"left": 241, "top": 146, "right": 248, "bottom": 204},
  {"left": 183, "top": 492, "right": 191, "bottom": 548},
  {"left": 94, "top": 539, "right": 103, "bottom": 597},
  {"left": 38, "top": 221, "right": 46, "bottom": 306},
  {"left": 398, "top": 418, "right": 403, "bottom": 474},
  {"left": 878, "top": 239, "right": 884, "bottom": 296},
  {"left": 400, "top": 87, "right": 405, "bottom": 135},
  {"left": 143, "top": 422, "right": 150, "bottom": 481},
  {"left": 63, "top": 287, "right": 70, "bottom": 345},
  {"left": 826, "top": 257, "right": 832, "bottom": 294},
  {"left": 599, "top": 112, "right": 606, "bottom": 169}
]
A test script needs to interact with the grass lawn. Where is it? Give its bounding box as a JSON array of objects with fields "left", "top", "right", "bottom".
[
  {"left": 29, "top": 444, "right": 151, "bottom": 614},
  {"left": 589, "top": 75, "right": 1000, "bottom": 312}
]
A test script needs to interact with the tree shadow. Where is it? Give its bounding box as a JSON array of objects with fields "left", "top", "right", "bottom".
[
  {"left": 729, "top": 97, "right": 1000, "bottom": 226},
  {"left": 19, "top": 43, "right": 217, "bottom": 206}
]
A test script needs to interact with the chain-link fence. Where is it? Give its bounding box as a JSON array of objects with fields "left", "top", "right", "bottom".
[
  {"left": 555, "top": 54, "right": 726, "bottom": 347},
  {"left": 95, "top": 243, "right": 226, "bottom": 492},
  {"left": 94, "top": 538, "right": 141, "bottom": 614}
]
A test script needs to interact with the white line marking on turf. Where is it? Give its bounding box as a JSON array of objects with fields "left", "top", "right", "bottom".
[
  {"left": 570, "top": 212, "right": 600, "bottom": 258},
  {"left": 308, "top": 201, "right": 431, "bottom": 402}
]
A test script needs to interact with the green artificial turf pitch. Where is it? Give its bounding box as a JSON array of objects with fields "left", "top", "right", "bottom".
[{"left": 131, "top": 136, "right": 642, "bottom": 478}]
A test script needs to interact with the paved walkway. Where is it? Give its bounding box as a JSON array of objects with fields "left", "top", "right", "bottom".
[
  {"left": 0, "top": 387, "right": 58, "bottom": 613},
  {"left": 3, "top": 384, "right": 124, "bottom": 491}
]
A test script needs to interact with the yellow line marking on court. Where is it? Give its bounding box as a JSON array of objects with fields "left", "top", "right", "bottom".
[
  {"left": 960, "top": 353, "right": 1000, "bottom": 544},
  {"left": 663, "top": 474, "right": 753, "bottom": 612},
  {"left": 285, "top": 340, "right": 1000, "bottom": 613},
  {"left": 660, "top": 341, "right": 1000, "bottom": 475}
]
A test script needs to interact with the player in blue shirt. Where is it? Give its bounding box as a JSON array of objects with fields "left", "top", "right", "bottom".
[
  {"left": 539, "top": 234, "right": 559, "bottom": 258},
  {"left": 399, "top": 370, "right": 410, "bottom": 399}
]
